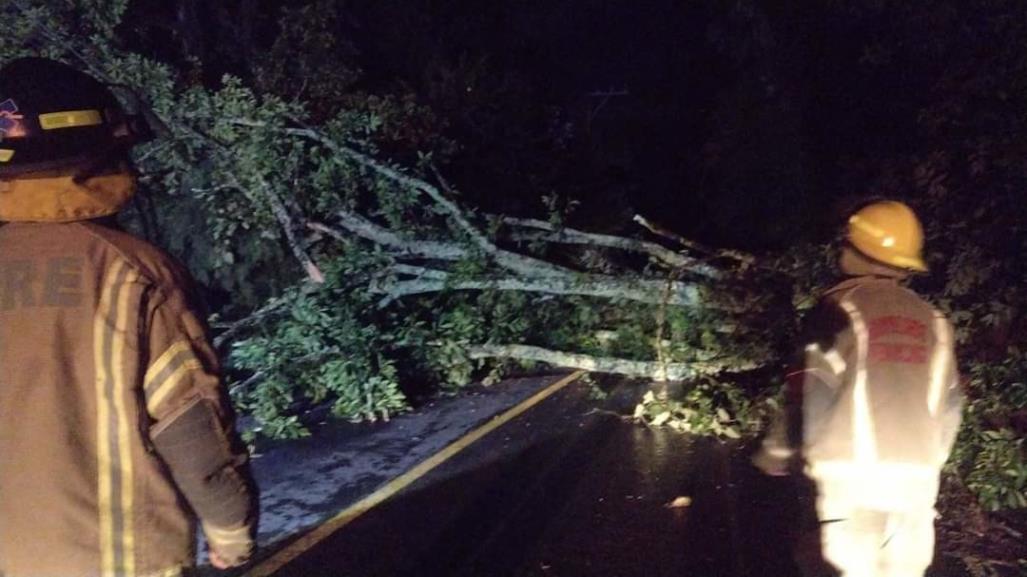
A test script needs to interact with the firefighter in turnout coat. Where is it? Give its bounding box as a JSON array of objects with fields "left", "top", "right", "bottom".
[
  {"left": 754, "top": 201, "right": 964, "bottom": 577},
  {"left": 0, "top": 58, "right": 257, "bottom": 576}
]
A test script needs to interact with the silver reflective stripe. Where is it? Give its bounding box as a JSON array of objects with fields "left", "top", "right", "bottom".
[
  {"left": 927, "top": 316, "right": 952, "bottom": 416},
  {"left": 823, "top": 349, "right": 847, "bottom": 376},
  {"left": 810, "top": 460, "right": 938, "bottom": 481},
  {"left": 839, "top": 297, "right": 877, "bottom": 464},
  {"left": 804, "top": 343, "right": 848, "bottom": 377}
]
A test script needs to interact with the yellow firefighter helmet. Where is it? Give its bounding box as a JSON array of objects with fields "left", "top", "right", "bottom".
[{"left": 847, "top": 200, "right": 928, "bottom": 272}]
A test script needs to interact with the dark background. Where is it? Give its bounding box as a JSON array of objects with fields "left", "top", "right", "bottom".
[{"left": 114, "top": 1, "right": 1019, "bottom": 250}]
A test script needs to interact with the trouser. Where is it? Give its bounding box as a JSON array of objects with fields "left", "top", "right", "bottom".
[{"left": 813, "top": 481, "right": 936, "bottom": 577}]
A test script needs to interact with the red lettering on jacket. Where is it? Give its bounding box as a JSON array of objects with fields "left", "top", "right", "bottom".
[
  {"left": 869, "top": 316, "right": 927, "bottom": 343},
  {"left": 869, "top": 342, "right": 928, "bottom": 364}
]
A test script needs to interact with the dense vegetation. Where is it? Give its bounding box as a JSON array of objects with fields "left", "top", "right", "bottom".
[{"left": 3, "top": 1, "right": 1026, "bottom": 572}]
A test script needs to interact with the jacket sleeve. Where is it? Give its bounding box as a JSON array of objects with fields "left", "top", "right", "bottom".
[
  {"left": 938, "top": 371, "right": 964, "bottom": 463},
  {"left": 142, "top": 275, "right": 258, "bottom": 564},
  {"left": 936, "top": 315, "right": 965, "bottom": 465},
  {"left": 753, "top": 300, "right": 850, "bottom": 475}
]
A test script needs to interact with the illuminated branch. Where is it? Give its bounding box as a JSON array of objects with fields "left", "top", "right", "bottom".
[
  {"left": 499, "top": 215, "right": 721, "bottom": 278},
  {"left": 466, "top": 344, "right": 759, "bottom": 380},
  {"left": 371, "top": 266, "right": 707, "bottom": 309},
  {"left": 228, "top": 118, "right": 576, "bottom": 278},
  {"left": 308, "top": 214, "right": 466, "bottom": 260},
  {"left": 224, "top": 173, "right": 325, "bottom": 284}
]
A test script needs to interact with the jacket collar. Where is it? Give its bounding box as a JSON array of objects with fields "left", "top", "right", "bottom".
[{"left": 0, "top": 172, "right": 135, "bottom": 222}]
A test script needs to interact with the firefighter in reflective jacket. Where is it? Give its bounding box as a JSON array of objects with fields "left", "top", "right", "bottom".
[
  {"left": 754, "top": 201, "right": 964, "bottom": 577},
  {"left": 0, "top": 58, "right": 257, "bottom": 576}
]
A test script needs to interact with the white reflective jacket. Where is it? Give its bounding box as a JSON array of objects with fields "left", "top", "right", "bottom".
[{"left": 758, "top": 276, "right": 964, "bottom": 510}]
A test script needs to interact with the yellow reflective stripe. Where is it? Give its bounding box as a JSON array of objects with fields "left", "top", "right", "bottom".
[
  {"left": 38, "top": 109, "right": 103, "bottom": 130},
  {"left": 114, "top": 267, "right": 140, "bottom": 577},
  {"left": 145, "top": 341, "right": 192, "bottom": 388},
  {"left": 95, "top": 260, "right": 124, "bottom": 576},
  {"left": 0, "top": 149, "right": 13, "bottom": 162},
  {"left": 95, "top": 259, "right": 140, "bottom": 577},
  {"left": 145, "top": 341, "right": 204, "bottom": 415},
  {"left": 145, "top": 358, "right": 203, "bottom": 414},
  {"left": 140, "top": 568, "right": 184, "bottom": 577}
]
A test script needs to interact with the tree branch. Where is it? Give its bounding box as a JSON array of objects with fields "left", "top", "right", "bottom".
[
  {"left": 633, "top": 214, "right": 757, "bottom": 266},
  {"left": 308, "top": 213, "right": 466, "bottom": 260},
  {"left": 499, "top": 216, "right": 721, "bottom": 278},
  {"left": 211, "top": 294, "right": 297, "bottom": 350},
  {"left": 225, "top": 173, "right": 325, "bottom": 284},
  {"left": 466, "top": 344, "right": 759, "bottom": 380},
  {"left": 371, "top": 271, "right": 709, "bottom": 309},
  {"left": 228, "top": 119, "right": 577, "bottom": 278}
]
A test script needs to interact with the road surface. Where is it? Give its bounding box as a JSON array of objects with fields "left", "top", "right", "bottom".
[
  {"left": 240, "top": 375, "right": 814, "bottom": 577},
  {"left": 215, "top": 373, "right": 973, "bottom": 577}
]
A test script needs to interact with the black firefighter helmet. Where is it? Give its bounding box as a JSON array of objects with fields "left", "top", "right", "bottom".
[{"left": 0, "top": 57, "right": 151, "bottom": 179}]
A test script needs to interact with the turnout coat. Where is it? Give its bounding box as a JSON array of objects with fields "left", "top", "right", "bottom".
[{"left": 0, "top": 176, "right": 256, "bottom": 577}]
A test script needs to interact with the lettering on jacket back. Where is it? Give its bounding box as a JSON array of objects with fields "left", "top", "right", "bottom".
[
  {"left": 868, "top": 314, "right": 928, "bottom": 364},
  {"left": 0, "top": 257, "right": 84, "bottom": 310}
]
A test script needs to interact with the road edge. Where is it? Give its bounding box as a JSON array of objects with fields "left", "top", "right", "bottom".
[{"left": 243, "top": 370, "right": 587, "bottom": 577}]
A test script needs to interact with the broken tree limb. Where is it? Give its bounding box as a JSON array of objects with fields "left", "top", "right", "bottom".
[
  {"left": 388, "top": 263, "right": 450, "bottom": 279},
  {"left": 333, "top": 148, "right": 578, "bottom": 278},
  {"left": 229, "top": 118, "right": 576, "bottom": 278},
  {"left": 499, "top": 215, "right": 721, "bottom": 278},
  {"left": 371, "top": 272, "right": 708, "bottom": 309},
  {"left": 633, "top": 214, "right": 757, "bottom": 266},
  {"left": 227, "top": 173, "right": 326, "bottom": 284},
  {"left": 466, "top": 344, "right": 760, "bottom": 380},
  {"left": 311, "top": 212, "right": 582, "bottom": 275},
  {"left": 212, "top": 298, "right": 291, "bottom": 350},
  {"left": 308, "top": 216, "right": 465, "bottom": 260},
  {"left": 176, "top": 121, "right": 327, "bottom": 285}
]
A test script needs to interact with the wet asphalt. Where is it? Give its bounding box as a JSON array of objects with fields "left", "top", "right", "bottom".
[
  {"left": 214, "top": 374, "right": 975, "bottom": 577},
  {"left": 257, "top": 379, "right": 815, "bottom": 577}
]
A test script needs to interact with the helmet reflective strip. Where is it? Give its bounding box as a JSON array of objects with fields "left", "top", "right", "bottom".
[
  {"left": 927, "top": 317, "right": 952, "bottom": 416},
  {"left": 839, "top": 297, "right": 877, "bottom": 464},
  {"left": 38, "top": 109, "right": 103, "bottom": 130},
  {"left": 0, "top": 149, "right": 12, "bottom": 162}
]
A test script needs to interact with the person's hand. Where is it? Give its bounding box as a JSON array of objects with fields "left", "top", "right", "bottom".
[
  {"left": 208, "top": 549, "right": 234, "bottom": 570},
  {"left": 203, "top": 521, "right": 255, "bottom": 570},
  {"left": 751, "top": 449, "right": 791, "bottom": 477},
  {"left": 208, "top": 546, "right": 250, "bottom": 570}
]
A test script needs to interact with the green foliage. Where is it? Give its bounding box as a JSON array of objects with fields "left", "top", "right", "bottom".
[
  {"left": 957, "top": 426, "right": 1027, "bottom": 511},
  {"left": 229, "top": 256, "right": 408, "bottom": 436},
  {"left": 948, "top": 374, "right": 1027, "bottom": 512},
  {"left": 634, "top": 380, "right": 778, "bottom": 440}
]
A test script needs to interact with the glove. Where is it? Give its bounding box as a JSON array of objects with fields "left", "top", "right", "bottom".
[{"left": 203, "top": 521, "right": 255, "bottom": 569}]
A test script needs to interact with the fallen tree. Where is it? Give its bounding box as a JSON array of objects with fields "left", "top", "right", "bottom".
[
  {"left": 5, "top": 11, "right": 1025, "bottom": 569},
  {"left": 207, "top": 123, "right": 791, "bottom": 435},
  {"left": 3, "top": 2, "right": 797, "bottom": 439},
  {"left": 6, "top": 4, "right": 1027, "bottom": 575}
]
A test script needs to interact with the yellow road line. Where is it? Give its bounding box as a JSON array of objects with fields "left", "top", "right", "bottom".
[{"left": 244, "top": 370, "right": 586, "bottom": 577}]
